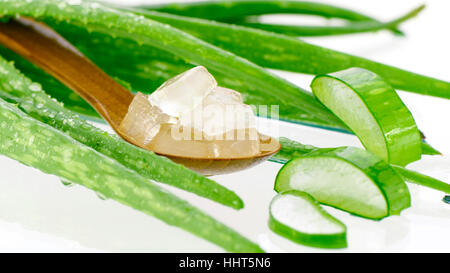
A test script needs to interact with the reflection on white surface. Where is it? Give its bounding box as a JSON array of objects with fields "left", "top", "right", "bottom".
[{"left": 0, "top": 156, "right": 222, "bottom": 252}]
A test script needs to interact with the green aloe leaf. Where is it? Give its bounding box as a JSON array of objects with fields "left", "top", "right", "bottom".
[
  {"left": 141, "top": 0, "right": 403, "bottom": 35},
  {"left": 140, "top": 0, "right": 423, "bottom": 36},
  {"left": 3, "top": 0, "right": 445, "bottom": 131},
  {"left": 0, "top": 53, "right": 244, "bottom": 210},
  {"left": 125, "top": 8, "right": 450, "bottom": 100},
  {"left": 234, "top": 5, "right": 423, "bottom": 37},
  {"left": 273, "top": 137, "right": 450, "bottom": 195}
]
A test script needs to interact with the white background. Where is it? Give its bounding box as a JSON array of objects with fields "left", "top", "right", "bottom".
[{"left": 0, "top": 0, "right": 449, "bottom": 252}]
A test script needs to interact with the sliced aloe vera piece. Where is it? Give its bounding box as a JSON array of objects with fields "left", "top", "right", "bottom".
[
  {"left": 0, "top": 0, "right": 343, "bottom": 130},
  {"left": 272, "top": 137, "right": 449, "bottom": 195},
  {"left": 275, "top": 146, "right": 411, "bottom": 219},
  {"left": 311, "top": 68, "right": 422, "bottom": 166},
  {"left": 0, "top": 53, "right": 244, "bottom": 210},
  {"left": 269, "top": 190, "right": 347, "bottom": 249}
]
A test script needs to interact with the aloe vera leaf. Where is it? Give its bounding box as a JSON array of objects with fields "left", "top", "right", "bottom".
[
  {"left": 0, "top": 31, "right": 314, "bottom": 133},
  {"left": 3, "top": 51, "right": 438, "bottom": 163},
  {"left": 1, "top": 42, "right": 439, "bottom": 159},
  {"left": 140, "top": 0, "right": 415, "bottom": 36},
  {"left": 275, "top": 138, "right": 440, "bottom": 162},
  {"left": 1, "top": 1, "right": 442, "bottom": 135},
  {"left": 0, "top": 44, "right": 438, "bottom": 169},
  {"left": 0, "top": 0, "right": 344, "bottom": 130},
  {"left": 271, "top": 137, "right": 337, "bottom": 164},
  {"left": 0, "top": 34, "right": 301, "bottom": 125},
  {"left": 1, "top": 41, "right": 338, "bottom": 132},
  {"left": 236, "top": 5, "right": 423, "bottom": 37},
  {"left": 0, "top": 55, "right": 244, "bottom": 210},
  {"left": 5, "top": 1, "right": 442, "bottom": 127},
  {"left": 1, "top": 33, "right": 439, "bottom": 160},
  {"left": 421, "top": 142, "right": 442, "bottom": 155},
  {"left": 272, "top": 138, "right": 449, "bottom": 194},
  {"left": 0, "top": 47, "right": 99, "bottom": 119},
  {"left": 1, "top": 43, "right": 347, "bottom": 147},
  {"left": 270, "top": 137, "right": 335, "bottom": 164},
  {"left": 124, "top": 8, "right": 450, "bottom": 99},
  {"left": 0, "top": 97, "right": 261, "bottom": 253},
  {"left": 392, "top": 166, "right": 450, "bottom": 194},
  {"left": 141, "top": 0, "right": 399, "bottom": 28}
]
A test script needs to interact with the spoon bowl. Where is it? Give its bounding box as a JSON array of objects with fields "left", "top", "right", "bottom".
[
  {"left": 0, "top": 17, "right": 281, "bottom": 175},
  {"left": 166, "top": 134, "right": 281, "bottom": 175}
]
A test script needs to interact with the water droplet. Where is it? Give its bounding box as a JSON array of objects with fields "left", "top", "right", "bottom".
[
  {"left": 61, "top": 179, "right": 74, "bottom": 187},
  {"left": 67, "top": 0, "right": 81, "bottom": 5},
  {"left": 57, "top": 2, "right": 67, "bottom": 9},
  {"left": 29, "top": 83, "right": 41, "bottom": 92}
]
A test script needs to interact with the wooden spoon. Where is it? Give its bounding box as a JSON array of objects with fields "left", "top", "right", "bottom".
[{"left": 0, "top": 17, "right": 280, "bottom": 175}]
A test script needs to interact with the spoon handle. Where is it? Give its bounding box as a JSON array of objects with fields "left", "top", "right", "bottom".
[
  {"left": 0, "top": 17, "right": 134, "bottom": 130},
  {"left": 0, "top": 18, "right": 281, "bottom": 175}
]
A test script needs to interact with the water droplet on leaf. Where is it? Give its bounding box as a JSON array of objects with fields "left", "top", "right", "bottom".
[{"left": 61, "top": 179, "right": 75, "bottom": 187}]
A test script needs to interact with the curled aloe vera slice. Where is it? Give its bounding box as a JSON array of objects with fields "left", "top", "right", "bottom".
[
  {"left": 269, "top": 190, "right": 347, "bottom": 249},
  {"left": 272, "top": 137, "right": 450, "bottom": 195},
  {"left": 311, "top": 67, "right": 422, "bottom": 166},
  {"left": 275, "top": 146, "right": 411, "bottom": 219}
]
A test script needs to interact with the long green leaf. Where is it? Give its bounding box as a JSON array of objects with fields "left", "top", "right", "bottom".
[
  {"left": 0, "top": 0, "right": 345, "bottom": 130},
  {"left": 236, "top": 5, "right": 423, "bottom": 37},
  {"left": 421, "top": 142, "right": 442, "bottom": 155},
  {"left": 141, "top": 0, "right": 395, "bottom": 23},
  {"left": 2, "top": 47, "right": 439, "bottom": 161},
  {"left": 0, "top": 95, "right": 261, "bottom": 252},
  {"left": 0, "top": 53, "right": 244, "bottom": 210},
  {"left": 392, "top": 166, "right": 450, "bottom": 194},
  {"left": 0, "top": 0, "right": 347, "bottom": 132},
  {"left": 139, "top": 0, "right": 406, "bottom": 35},
  {"left": 0, "top": 0, "right": 442, "bottom": 154},
  {"left": 272, "top": 138, "right": 449, "bottom": 194},
  {"left": 125, "top": 8, "right": 450, "bottom": 99},
  {"left": 1, "top": 22, "right": 440, "bottom": 160}
]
